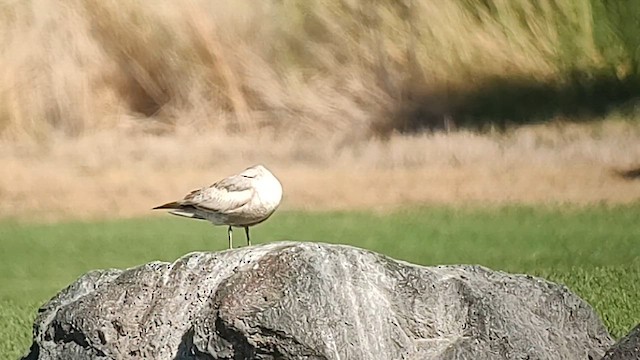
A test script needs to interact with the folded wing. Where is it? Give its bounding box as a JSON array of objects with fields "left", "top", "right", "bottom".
[{"left": 183, "top": 174, "right": 254, "bottom": 214}]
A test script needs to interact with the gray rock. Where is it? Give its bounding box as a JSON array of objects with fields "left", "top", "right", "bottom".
[
  {"left": 23, "top": 242, "right": 612, "bottom": 360},
  {"left": 602, "top": 324, "right": 640, "bottom": 360}
]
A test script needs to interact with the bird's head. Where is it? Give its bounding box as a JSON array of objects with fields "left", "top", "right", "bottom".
[{"left": 241, "top": 164, "right": 270, "bottom": 178}]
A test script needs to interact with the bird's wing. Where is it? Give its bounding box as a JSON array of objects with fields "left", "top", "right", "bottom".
[
  {"left": 182, "top": 175, "right": 254, "bottom": 213},
  {"left": 213, "top": 174, "right": 255, "bottom": 192}
]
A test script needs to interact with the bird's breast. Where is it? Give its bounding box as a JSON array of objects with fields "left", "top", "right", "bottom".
[{"left": 254, "top": 179, "right": 282, "bottom": 209}]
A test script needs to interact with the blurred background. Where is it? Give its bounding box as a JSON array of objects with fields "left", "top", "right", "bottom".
[
  {"left": 1, "top": 0, "right": 640, "bottom": 219},
  {"left": 1, "top": 0, "right": 640, "bottom": 357}
]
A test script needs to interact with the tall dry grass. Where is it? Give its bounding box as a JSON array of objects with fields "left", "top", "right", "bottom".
[
  {"left": 1, "top": 0, "right": 639, "bottom": 141},
  {"left": 1, "top": 0, "right": 640, "bottom": 219}
]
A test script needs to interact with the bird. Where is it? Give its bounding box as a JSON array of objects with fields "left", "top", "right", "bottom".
[{"left": 153, "top": 165, "right": 283, "bottom": 249}]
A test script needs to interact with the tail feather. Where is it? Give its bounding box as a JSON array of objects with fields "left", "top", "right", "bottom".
[
  {"left": 152, "top": 201, "right": 181, "bottom": 210},
  {"left": 169, "top": 209, "right": 205, "bottom": 220},
  {"left": 153, "top": 202, "right": 206, "bottom": 220}
]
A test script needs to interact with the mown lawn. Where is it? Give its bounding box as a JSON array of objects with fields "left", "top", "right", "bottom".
[{"left": 1, "top": 205, "right": 639, "bottom": 358}]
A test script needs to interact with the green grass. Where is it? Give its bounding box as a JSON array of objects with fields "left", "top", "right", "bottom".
[{"left": 2, "top": 205, "right": 639, "bottom": 358}]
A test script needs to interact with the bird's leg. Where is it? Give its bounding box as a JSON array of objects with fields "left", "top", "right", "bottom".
[
  {"left": 245, "top": 226, "right": 250, "bottom": 247},
  {"left": 228, "top": 226, "right": 233, "bottom": 249}
]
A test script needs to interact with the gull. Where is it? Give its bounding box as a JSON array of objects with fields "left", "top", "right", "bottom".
[{"left": 153, "top": 165, "right": 283, "bottom": 249}]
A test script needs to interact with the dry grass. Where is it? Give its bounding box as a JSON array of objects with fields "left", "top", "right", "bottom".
[
  {"left": 1, "top": 1, "right": 639, "bottom": 220},
  {"left": 1, "top": 119, "right": 639, "bottom": 221},
  {"left": 1, "top": 0, "right": 638, "bottom": 140}
]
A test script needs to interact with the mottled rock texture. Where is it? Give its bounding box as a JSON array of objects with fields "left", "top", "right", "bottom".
[
  {"left": 602, "top": 323, "right": 640, "bottom": 360},
  {"left": 23, "top": 242, "right": 612, "bottom": 360}
]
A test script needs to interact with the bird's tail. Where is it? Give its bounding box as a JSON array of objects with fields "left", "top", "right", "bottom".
[
  {"left": 153, "top": 202, "right": 205, "bottom": 220},
  {"left": 152, "top": 201, "right": 181, "bottom": 210}
]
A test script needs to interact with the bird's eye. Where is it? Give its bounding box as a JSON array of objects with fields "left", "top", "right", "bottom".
[{"left": 242, "top": 175, "right": 256, "bottom": 178}]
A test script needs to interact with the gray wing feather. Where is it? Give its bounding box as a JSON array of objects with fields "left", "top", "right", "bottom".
[
  {"left": 213, "top": 175, "right": 254, "bottom": 192},
  {"left": 181, "top": 175, "right": 254, "bottom": 213}
]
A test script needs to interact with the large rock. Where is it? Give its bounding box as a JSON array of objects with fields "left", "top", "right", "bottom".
[
  {"left": 602, "top": 323, "right": 640, "bottom": 360},
  {"left": 23, "top": 242, "right": 612, "bottom": 360}
]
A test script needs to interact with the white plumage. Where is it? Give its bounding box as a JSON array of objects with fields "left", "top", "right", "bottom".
[{"left": 153, "top": 165, "right": 283, "bottom": 248}]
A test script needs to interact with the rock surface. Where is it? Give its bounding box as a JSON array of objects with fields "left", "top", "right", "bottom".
[
  {"left": 602, "top": 323, "right": 640, "bottom": 360},
  {"left": 23, "top": 242, "right": 612, "bottom": 360}
]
